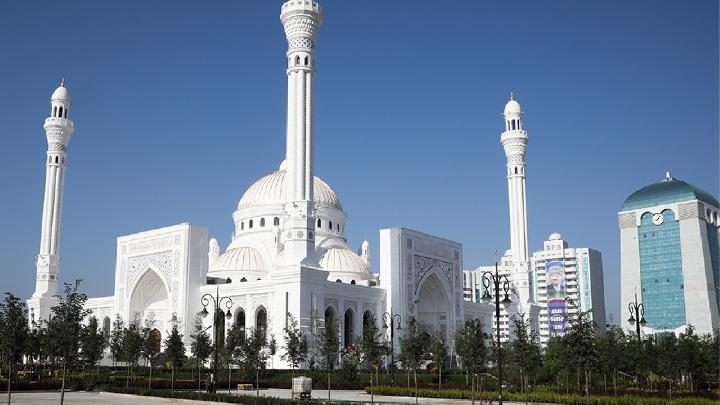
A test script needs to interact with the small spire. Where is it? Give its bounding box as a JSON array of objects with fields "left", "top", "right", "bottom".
[
  {"left": 509, "top": 91, "right": 515, "bottom": 101},
  {"left": 665, "top": 170, "right": 673, "bottom": 181},
  {"left": 60, "top": 78, "right": 65, "bottom": 87}
]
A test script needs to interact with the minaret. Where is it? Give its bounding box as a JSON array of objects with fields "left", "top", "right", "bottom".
[
  {"left": 29, "top": 80, "right": 74, "bottom": 320},
  {"left": 501, "top": 93, "right": 531, "bottom": 303},
  {"left": 280, "top": 0, "right": 322, "bottom": 266}
]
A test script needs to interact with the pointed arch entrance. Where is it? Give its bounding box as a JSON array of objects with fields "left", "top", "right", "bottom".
[
  {"left": 129, "top": 269, "right": 169, "bottom": 330},
  {"left": 416, "top": 273, "right": 451, "bottom": 339}
]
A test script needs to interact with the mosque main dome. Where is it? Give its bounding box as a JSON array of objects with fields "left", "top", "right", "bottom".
[{"left": 238, "top": 168, "right": 343, "bottom": 211}]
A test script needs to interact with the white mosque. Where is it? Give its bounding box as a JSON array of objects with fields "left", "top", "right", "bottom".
[{"left": 25, "top": 0, "right": 548, "bottom": 368}]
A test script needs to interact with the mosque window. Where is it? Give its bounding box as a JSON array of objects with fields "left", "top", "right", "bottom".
[
  {"left": 511, "top": 120, "right": 515, "bottom": 130},
  {"left": 515, "top": 167, "right": 518, "bottom": 175},
  {"left": 329, "top": 221, "right": 333, "bottom": 230},
  {"left": 295, "top": 55, "right": 300, "bottom": 65},
  {"left": 240, "top": 277, "right": 247, "bottom": 282},
  {"left": 48, "top": 156, "right": 52, "bottom": 163},
  {"left": 708, "top": 209, "right": 712, "bottom": 219},
  {"left": 336, "top": 223, "right": 340, "bottom": 232},
  {"left": 336, "top": 279, "right": 342, "bottom": 283},
  {"left": 249, "top": 219, "right": 253, "bottom": 228},
  {"left": 55, "top": 156, "right": 59, "bottom": 164},
  {"left": 53, "top": 106, "right": 57, "bottom": 117},
  {"left": 59, "top": 106, "right": 63, "bottom": 118},
  {"left": 317, "top": 218, "right": 322, "bottom": 227},
  {"left": 64, "top": 109, "right": 67, "bottom": 118},
  {"left": 260, "top": 218, "right": 265, "bottom": 227},
  {"left": 350, "top": 280, "right": 356, "bottom": 285},
  {"left": 240, "top": 222, "right": 244, "bottom": 231},
  {"left": 304, "top": 56, "right": 309, "bottom": 65},
  {"left": 274, "top": 217, "right": 280, "bottom": 226}
]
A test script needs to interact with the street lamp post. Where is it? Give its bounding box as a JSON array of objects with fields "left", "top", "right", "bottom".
[
  {"left": 480, "top": 256, "right": 512, "bottom": 405},
  {"left": 627, "top": 289, "right": 647, "bottom": 391},
  {"left": 382, "top": 311, "right": 402, "bottom": 383},
  {"left": 201, "top": 276, "right": 233, "bottom": 393}
]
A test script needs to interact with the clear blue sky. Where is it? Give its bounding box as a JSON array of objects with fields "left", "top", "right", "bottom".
[{"left": 1, "top": 0, "right": 717, "bottom": 324}]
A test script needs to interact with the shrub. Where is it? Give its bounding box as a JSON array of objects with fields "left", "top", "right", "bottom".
[{"left": 103, "top": 386, "right": 347, "bottom": 404}]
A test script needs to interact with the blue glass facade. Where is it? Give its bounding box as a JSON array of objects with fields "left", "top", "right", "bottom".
[
  {"left": 582, "top": 257, "right": 592, "bottom": 315},
  {"left": 639, "top": 209, "right": 686, "bottom": 330},
  {"left": 706, "top": 222, "right": 720, "bottom": 312}
]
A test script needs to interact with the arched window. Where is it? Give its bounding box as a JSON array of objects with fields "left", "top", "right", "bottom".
[
  {"left": 511, "top": 120, "right": 515, "bottom": 130},
  {"left": 102, "top": 316, "right": 111, "bottom": 337},
  {"left": 58, "top": 106, "right": 63, "bottom": 118},
  {"left": 48, "top": 156, "right": 52, "bottom": 163},
  {"left": 343, "top": 309, "right": 354, "bottom": 348},
  {"left": 317, "top": 218, "right": 322, "bottom": 227},
  {"left": 256, "top": 308, "right": 267, "bottom": 340},
  {"left": 304, "top": 56, "right": 309, "bottom": 65},
  {"left": 514, "top": 167, "right": 518, "bottom": 175},
  {"left": 324, "top": 306, "right": 336, "bottom": 331},
  {"left": 708, "top": 209, "right": 712, "bottom": 219},
  {"left": 240, "top": 277, "right": 247, "bottom": 282},
  {"left": 336, "top": 223, "right": 340, "bottom": 232},
  {"left": 249, "top": 219, "right": 253, "bottom": 229},
  {"left": 260, "top": 218, "right": 265, "bottom": 227},
  {"left": 55, "top": 156, "right": 59, "bottom": 164},
  {"left": 240, "top": 222, "right": 244, "bottom": 231},
  {"left": 336, "top": 279, "right": 342, "bottom": 283},
  {"left": 235, "top": 309, "right": 246, "bottom": 341},
  {"left": 53, "top": 106, "right": 57, "bottom": 117},
  {"left": 274, "top": 217, "right": 280, "bottom": 226},
  {"left": 362, "top": 310, "right": 373, "bottom": 334},
  {"left": 350, "top": 280, "right": 356, "bottom": 285},
  {"left": 295, "top": 55, "right": 300, "bottom": 65},
  {"left": 64, "top": 108, "right": 67, "bottom": 118},
  {"left": 329, "top": 221, "right": 333, "bottom": 230}
]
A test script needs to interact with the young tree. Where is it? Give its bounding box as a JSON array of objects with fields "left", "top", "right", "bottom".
[
  {"left": 141, "top": 314, "right": 161, "bottom": 389},
  {"left": 25, "top": 321, "right": 46, "bottom": 381},
  {"left": 596, "top": 324, "right": 627, "bottom": 396},
  {"left": 121, "top": 320, "right": 143, "bottom": 387},
  {"left": 564, "top": 311, "right": 598, "bottom": 399},
  {"left": 429, "top": 333, "right": 448, "bottom": 390},
  {"left": 398, "top": 317, "right": 429, "bottom": 405},
  {"left": 454, "top": 318, "right": 489, "bottom": 404},
  {"left": 47, "top": 280, "right": 90, "bottom": 405},
  {"left": 189, "top": 316, "right": 212, "bottom": 389},
  {"left": 109, "top": 315, "right": 125, "bottom": 368},
  {"left": 235, "top": 327, "right": 268, "bottom": 397},
  {"left": 282, "top": 313, "right": 307, "bottom": 375},
  {"left": 267, "top": 334, "right": 278, "bottom": 369},
  {"left": 315, "top": 312, "right": 340, "bottom": 401},
  {"left": 677, "top": 325, "right": 702, "bottom": 392},
  {"left": 508, "top": 314, "right": 542, "bottom": 400},
  {"left": 223, "top": 323, "right": 244, "bottom": 393},
  {"left": 355, "top": 312, "right": 387, "bottom": 401},
  {"left": 164, "top": 314, "right": 186, "bottom": 391},
  {"left": 79, "top": 316, "right": 107, "bottom": 383},
  {"left": 0, "top": 293, "right": 29, "bottom": 405}
]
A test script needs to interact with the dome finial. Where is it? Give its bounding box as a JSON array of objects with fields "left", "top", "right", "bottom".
[
  {"left": 665, "top": 170, "right": 673, "bottom": 181},
  {"left": 510, "top": 91, "right": 515, "bottom": 101},
  {"left": 60, "top": 77, "right": 65, "bottom": 87}
]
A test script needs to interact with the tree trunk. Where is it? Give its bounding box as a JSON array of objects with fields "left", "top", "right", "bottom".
[
  {"left": 148, "top": 360, "right": 152, "bottom": 390},
  {"left": 126, "top": 363, "right": 130, "bottom": 388},
  {"left": 438, "top": 365, "right": 442, "bottom": 390},
  {"left": 466, "top": 370, "right": 469, "bottom": 386},
  {"left": 171, "top": 366, "right": 175, "bottom": 391},
  {"left": 256, "top": 369, "right": 259, "bottom": 397},
  {"left": 370, "top": 370, "right": 374, "bottom": 404},
  {"left": 327, "top": 370, "right": 331, "bottom": 401},
  {"left": 7, "top": 359, "right": 12, "bottom": 405},
  {"left": 603, "top": 373, "right": 607, "bottom": 394},
  {"left": 471, "top": 373, "right": 475, "bottom": 405},
  {"left": 613, "top": 368, "right": 617, "bottom": 397},
  {"left": 413, "top": 370, "right": 418, "bottom": 405},
  {"left": 228, "top": 365, "right": 231, "bottom": 394},
  {"left": 59, "top": 361, "right": 67, "bottom": 405}
]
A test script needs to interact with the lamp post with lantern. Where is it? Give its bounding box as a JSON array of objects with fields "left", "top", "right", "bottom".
[
  {"left": 201, "top": 276, "right": 233, "bottom": 392},
  {"left": 627, "top": 289, "right": 647, "bottom": 391},
  {"left": 480, "top": 255, "right": 512, "bottom": 405},
  {"left": 381, "top": 310, "right": 402, "bottom": 382}
]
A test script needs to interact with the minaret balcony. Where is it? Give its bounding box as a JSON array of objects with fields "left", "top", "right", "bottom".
[{"left": 44, "top": 117, "right": 74, "bottom": 128}]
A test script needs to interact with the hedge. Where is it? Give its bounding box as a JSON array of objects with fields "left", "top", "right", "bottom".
[
  {"left": 367, "top": 385, "right": 719, "bottom": 405},
  {"left": 103, "top": 386, "right": 347, "bottom": 404}
]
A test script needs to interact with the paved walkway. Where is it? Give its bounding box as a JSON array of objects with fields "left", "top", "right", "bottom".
[{"left": 0, "top": 390, "right": 540, "bottom": 405}]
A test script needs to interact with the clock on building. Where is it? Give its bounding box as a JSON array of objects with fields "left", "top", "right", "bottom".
[{"left": 651, "top": 212, "right": 664, "bottom": 225}]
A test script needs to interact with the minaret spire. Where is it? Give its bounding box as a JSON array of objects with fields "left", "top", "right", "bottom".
[
  {"left": 28, "top": 80, "right": 75, "bottom": 322},
  {"left": 279, "top": 0, "right": 322, "bottom": 266},
  {"left": 501, "top": 93, "right": 531, "bottom": 303}
]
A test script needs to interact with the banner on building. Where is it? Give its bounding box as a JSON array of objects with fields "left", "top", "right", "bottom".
[{"left": 546, "top": 261, "right": 568, "bottom": 337}]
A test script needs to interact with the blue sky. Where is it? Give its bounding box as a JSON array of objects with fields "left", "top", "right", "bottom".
[{"left": 1, "top": 0, "right": 717, "bottom": 324}]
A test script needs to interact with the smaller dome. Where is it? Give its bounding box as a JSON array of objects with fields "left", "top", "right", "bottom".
[
  {"left": 320, "top": 246, "right": 372, "bottom": 276},
  {"left": 622, "top": 174, "right": 719, "bottom": 211},
  {"left": 504, "top": 249, "right": 512, "bottom": 257},
  {"left": 504, "top": 93, "right": 521, "bottom": 115},
  {"left": 51, "top": 80, "right": 70, "bottom": 102},
  {"left": 549, "top": 232, "right": 562, "bottom": 241},
  {"left": 212, "top": 246, "right": 267, "bottom": 273}
]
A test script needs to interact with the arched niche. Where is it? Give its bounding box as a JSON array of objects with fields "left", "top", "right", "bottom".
[
  {"left": 416, "top": 273, "right": 451, "bottom": 340},
  {"left": 129, "top": 269, "right": 169, "bottom": 331}
]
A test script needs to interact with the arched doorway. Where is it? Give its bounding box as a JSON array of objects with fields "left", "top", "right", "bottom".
[
  {"left": 129, "top": 270, "right": 169, "bottom": 332},
  {"left": 234, "top": 308, "right": 246, "bottom": 341},
  {"left": 416, "top": 273, "right": 450, "bottom": 339},
  {"left": 256, "top": 307, "right": 267, "bottom": 340},
  {"left": 344, "top": 309, "right": 354, "bottom": 348},
  {"left": 362, "top": 310, "right": 374, "bottom": 335},
  {"left": 324, "top": 306, "right": 336, "bottom": 330}
]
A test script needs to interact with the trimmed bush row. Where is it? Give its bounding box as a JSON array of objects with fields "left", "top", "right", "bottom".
[
  {"left": 103, "top": 386, "right": 347, "bottom": 404},
  {"left": 366, "top": 385, "right": 719, "bottom": 405}
]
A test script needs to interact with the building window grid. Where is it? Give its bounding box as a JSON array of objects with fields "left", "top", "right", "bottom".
[{"left": 638, "top": 210, "right": 686, "bottom": 330}]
